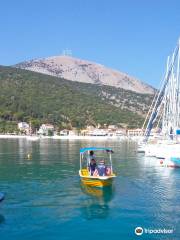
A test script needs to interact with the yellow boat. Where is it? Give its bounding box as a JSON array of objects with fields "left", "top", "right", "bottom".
[{"left": 79, "top": 147, "right": 116, "bottom": 188}]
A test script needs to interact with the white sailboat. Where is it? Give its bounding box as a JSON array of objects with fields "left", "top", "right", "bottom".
[{"left": 141, "top": 38, "right": 180, "bottom": 167}]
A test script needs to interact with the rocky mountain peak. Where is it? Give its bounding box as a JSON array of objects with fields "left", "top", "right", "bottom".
[{"left": 15, "top": 55, "right": 155, "bottom": 94}]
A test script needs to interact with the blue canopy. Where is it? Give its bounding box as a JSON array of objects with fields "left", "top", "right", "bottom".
[{"left": 80, "top": 147, "right": 113, "bottom": 154}]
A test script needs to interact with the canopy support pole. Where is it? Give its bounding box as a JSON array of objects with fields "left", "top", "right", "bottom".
[{"left": 109, "top": 153, "right": 113, "bottom": 174}]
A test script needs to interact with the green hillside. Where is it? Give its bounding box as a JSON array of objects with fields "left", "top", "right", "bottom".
[{"left": 0, "top": 66, "right": 153, "bottom": 132}]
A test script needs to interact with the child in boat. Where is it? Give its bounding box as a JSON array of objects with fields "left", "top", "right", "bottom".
[{"left": 89, "top": 158, "right": 97, "bottom": 176}]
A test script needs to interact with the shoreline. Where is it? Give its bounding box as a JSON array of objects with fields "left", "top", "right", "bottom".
[
  {"left": 0, "top": 135, "right": 27, "bottom": 139},
  {"left": 0, "top": 134, "right": 143, "bottom": 141},
  {"left": 0, "top": 134, "right": 129, "bottom": 140}
]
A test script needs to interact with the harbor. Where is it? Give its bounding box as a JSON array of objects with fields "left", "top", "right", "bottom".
[
  {"left": 1, "top": 38, "right": 180, "bottom": 239},
  {"left": 0, "top": 138, "right": 179, "bottom": 239},
  {"left": 1, "top": 1, "right": 180, "bottom": 239}
]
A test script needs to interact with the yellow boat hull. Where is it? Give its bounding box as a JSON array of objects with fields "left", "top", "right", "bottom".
[
  {"left": 81, "top": 177, "right": 113, "bottom": 187},
  {"left": 79, "top": 169, "right": 115, "bottom": 188}
]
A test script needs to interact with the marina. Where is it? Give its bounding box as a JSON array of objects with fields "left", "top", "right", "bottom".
[
  {"left": 0, "top": 138, "right": 180, "bottom": 239},
  {"left": 1, "top": 1, "right": 180, "bottom": 239},
  {"left": 1, "top": 38, "right": 180, "bottom": 238}
]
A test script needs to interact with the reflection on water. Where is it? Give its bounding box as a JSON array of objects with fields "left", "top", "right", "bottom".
[
  {"left": 82, "top": 200, "right": 109, "bottom": 220},
  {"left": 0, "top": 139, "right": 180, "bottom": 239},
  {"left": 80, "top": 184, "right": 114, "bottom": 219},
  {"left": 0, "top": 214, "right": 5, "bottom": 224},
  {"left": 81, "top": 183, "right": 114, "bottom": 200}
]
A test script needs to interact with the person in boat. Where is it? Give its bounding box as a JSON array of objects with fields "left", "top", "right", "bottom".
[
  {"left": 88, "top": 150, "right": 96, "bottom": 175},
  {"left": 92, "top": 160, "right": 112, "bottom": 177},
  {"left": 89, "top": 150, "right": 96, "bottom": 161},
  {"left": 105, "top": 166, "right": 111, "bottom": 176},
  {"left": 89, "top": 158, "right": 97, "bottom": 176},
  {"left": 96, "top": 159, "right": 106, "bottom": 176}
]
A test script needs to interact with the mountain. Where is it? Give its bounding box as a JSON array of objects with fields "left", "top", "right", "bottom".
[
  {"left": 15, "top": 55, "right": 155, "bottom": 94},
  {"left": 0, "top": 66, "right": 153, "bottom": 132}
]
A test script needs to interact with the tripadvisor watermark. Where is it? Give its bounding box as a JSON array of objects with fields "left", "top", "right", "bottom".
[{"left": 135, "top": 227, "right": 174, "bottom": 236}]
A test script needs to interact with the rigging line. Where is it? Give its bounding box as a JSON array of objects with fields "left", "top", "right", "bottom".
[
  {"left": 141, "top": 59, "right": 169, "bottom": 131},
  {"left": 144, "top": 44, "right": 179, "bottom": 141},
  {"left": 142, "top": 90, "right": 158, "bottom": 130}
]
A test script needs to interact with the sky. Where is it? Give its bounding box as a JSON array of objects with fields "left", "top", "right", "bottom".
[{"left": 1, "top": 0, "right": 180, "bottom": 88}]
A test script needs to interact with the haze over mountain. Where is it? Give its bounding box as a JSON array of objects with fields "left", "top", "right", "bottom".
[{"left": 15, "top": 55, "right": 155, "bottom": 94}]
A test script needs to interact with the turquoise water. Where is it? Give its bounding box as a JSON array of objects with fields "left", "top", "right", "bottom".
[{"left": 0, "top": 139, "right": 180, "bottom": 240}]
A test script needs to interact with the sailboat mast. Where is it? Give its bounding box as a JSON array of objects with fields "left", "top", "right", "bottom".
[{"left": 144, "top": 41, "right": 179, "bottom": 142}]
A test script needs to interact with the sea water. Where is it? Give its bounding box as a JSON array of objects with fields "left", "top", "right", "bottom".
[{"left": 0, "top": 139, "right": 180, "bottom": 240}]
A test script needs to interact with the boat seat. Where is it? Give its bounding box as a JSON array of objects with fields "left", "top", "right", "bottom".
[{"left": 81, "top": 169, "right": 89, "bottom": 176}]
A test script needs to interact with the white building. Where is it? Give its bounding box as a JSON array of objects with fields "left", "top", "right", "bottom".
[
  {"left": 127, "top": 128, "right": 143, "bottom": 137},
  {"left": 38, "top": 124, "right": 54, "bottom": 136},
  {"left": 88, "top": 129, "right": 108, "bottom": 136},
  {"left": 18, "top": 122, "right": 30, "bottom": 134},
  {"left": 108, "top": 125, "right": 118, "bottom": 130},
  {"left": 60, "top": 130, "right": 69, "bottom": 136}
]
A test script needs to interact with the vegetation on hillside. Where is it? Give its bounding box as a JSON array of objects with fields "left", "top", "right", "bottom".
[{"left": 0, "top": 66, "right": 153, "bottom": 133}]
